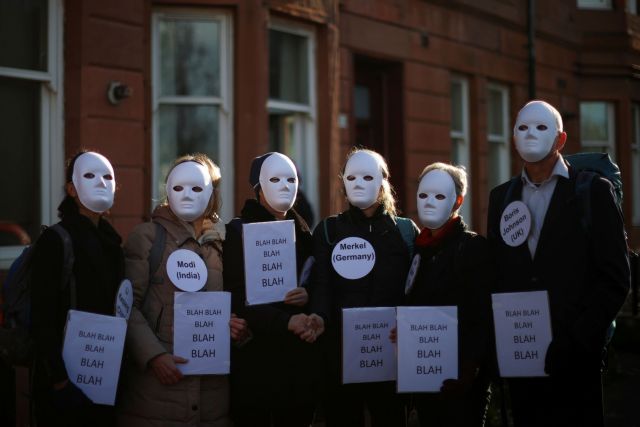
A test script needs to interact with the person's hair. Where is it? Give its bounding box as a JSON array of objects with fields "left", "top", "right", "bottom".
[
  {"left": 164, "top": 153, "right": 222, "bottom": 222},
  {"left": 340, "top": 147, "right": 398, "bottom": 217},
  {"left": 418, "top": 162, "right": 467, "bottom": 215},
  {"left": 514, "top": 100, "right": 564, "bottom": 134},
  {"left": 57, "top": 149, "right": 90, "bottom": 218}
]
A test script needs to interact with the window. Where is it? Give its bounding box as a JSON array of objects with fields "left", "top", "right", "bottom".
[
  {"left": 450, "top": 76, "right": 472, "bottom": 225},
  {"left": 487, "top": 83, "right": 511, "bottom": 191},
  {"left": 629, "top": 0, "right": 638, "bottom": 13},
  {"left": 0, "top": 0, "right": 63, "bottom": 267},
  {"left": 632, "top": 104, "right": 640, "bottom": 225},
  {"left": 580, "top": 102, "right": 615, "bottom": 161},
  {"left": 577, "top": 0, "right": 612, "bottom": 9},
  {"left": 268, "top": 23, "right": 318, "bottom": 226},
  {"left": 151, "top": 10, "right": 233, "bottom": 220}
]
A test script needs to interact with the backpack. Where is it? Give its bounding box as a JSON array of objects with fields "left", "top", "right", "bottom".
[{"left": 0, "top": 224, "right": 75, "bottom": 366}]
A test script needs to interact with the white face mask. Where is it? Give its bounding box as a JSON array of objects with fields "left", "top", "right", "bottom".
[
  {"left": 166, "top": 162, "right": 214, "bottom": 222},
  {"left": 259, "top": 153, "right": 298, "bottom": 213},
  {"left": 416, "top": 169, "right": 458, "bottom": 230},
  {"left": 72, "top": 152, "right": 116, "bottom": 213},
  {"left": 514, "top": 102, "right": 560, "bottom": 163},
  {"left": 343, "top": 152, "right": 384, "bottom": 210}
]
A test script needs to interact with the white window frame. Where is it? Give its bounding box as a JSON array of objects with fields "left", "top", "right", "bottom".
[
  {"left": 577, "top": 0, "right": 612, "bottom": 9},
  {"left": 0, "top": 0, "right": 64, "bottom": 268},
  {"left": 487, "top": 83, "right": 511, "bottom": 189},
  {"left": 580, "top": 101, "right": 616, "bottom": 161},
  {"left": 632, "top": 104, "right": 640, "bottom": 225},
  {"left": 151, "top": 9, "right": 234, "bottom": 221},
  {"left": 450, "top": 76, "right": 472, "bottom": 226},
  {"left": 267, "top": 21, "right": 319, "bottom": 224}
]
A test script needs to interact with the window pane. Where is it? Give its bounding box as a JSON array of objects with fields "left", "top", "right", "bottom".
[
  {"left": 159, "top": 18, "right": 220, "bottom": 97},
  {"left": 633, "top": 145, "right": 640, "bottom": 224},
  {"left": 354, "top": 85, "right": 370, "bottom": 120},
  {"left": 269, "top": 30, "right": 309, "bottom": 104},
  {"left": 580, "top": 102, "right": 609, "bottom": 141},
  {"left": 487, "top": 89, "right": 504, "bottom": 136},
  {"left": 451, "top": 137, "right": 463, "bottom": 165},
  {"left": 157, "top": 105, "right": 219, "bottom": 197},
  {"left": 0, "top": 0, "right": 48, "bottom": 71},
  {"left": 488, "top": 143, "right": 503, "bottom": 191},
  {"left": 451, "top": 81, "right": 463, "bottom": 133},
  {"left": 0, "top": 77, "right": 41, "bottom": 246},
  {"left": 269, "top": 113, "right": 298, "bottom": 157}
]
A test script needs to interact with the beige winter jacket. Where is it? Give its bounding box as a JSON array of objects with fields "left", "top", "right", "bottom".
[{"left": 117, "top": 205, "right": 231, "bottom": 427}]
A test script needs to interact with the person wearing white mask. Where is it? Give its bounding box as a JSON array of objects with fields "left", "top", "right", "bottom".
[
  {"left": 222, "top": 152, "right": 322, "bottom": 427},
  {"left": 487, "top": 100, "right": 629, "bottom": 426},
  {"left": 310, "top": 148, "right": 419, "bottom": 427},
  {"left": 398, "top": 163, "right": 493, "bottom": 427},
  {"left": 30, "top": 151, "right": 124, "bottom": 426},
  {"left": 118, "top": 154, "right": 247, "bottom": 427}
]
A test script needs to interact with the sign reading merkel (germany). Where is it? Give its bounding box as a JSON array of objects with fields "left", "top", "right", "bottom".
[{"left": 243, "top": 220, "right": 297, "bottom": 305}]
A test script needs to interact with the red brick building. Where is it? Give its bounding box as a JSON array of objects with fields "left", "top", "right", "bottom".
[{"left": 2, "top": 0, "right": 640, "bottom": 271}]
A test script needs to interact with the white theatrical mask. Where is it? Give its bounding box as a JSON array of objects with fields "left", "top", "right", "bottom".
[
  {"left": 259, "top": 153, "right": 298, "bottom": 213},
  {"left": 72, "top": 152, "right": 116, "bottom": 213},
  {"left": 343, "top": 151, "right": 384, "bottom": 210},
  {"left": 166, "top": 161, "right": 214, "bottom": 222},
  {"left": 514, "top": 102, "right": 560, "bottom": 163},
  {"left": 416, "top": 169, "right": 457, "bottom": 230}
]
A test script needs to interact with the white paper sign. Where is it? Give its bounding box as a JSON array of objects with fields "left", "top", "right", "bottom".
[
  {"left": 166, "top": 249, "right": 208, "bottom": 292},
  {"left": 62, "top": 310, "right": 127, "bottom": 405},
  {"left": 342, "top": 307, "right": 396, "bottom": 384},
  {"left": 242, "top": 220, "right": 297, "bottom": 305},
  {"left": 500, "top": 201, "right": 531, "bottom": 247},
  {"left": 173, "top": 291, "right": 231, "bottom": 375},
  {"left": 397, "top": 306, "right": 458, "bottom": 393},
  {"left": 492, "top": 291, "right": 552, "bottom": 377},
  {"left": 332, "top": 237, "right": 376, "bottom": 280},
  {"left": 114, "top": 279, "right": 133, "bottom": 319}
]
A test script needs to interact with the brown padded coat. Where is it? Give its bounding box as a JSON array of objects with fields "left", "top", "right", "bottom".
[{"left": 117, "top": 205, "right": 231, "bottom": 427}]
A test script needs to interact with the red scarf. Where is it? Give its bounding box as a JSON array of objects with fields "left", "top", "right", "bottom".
[{"left": 415, "top": 216, "right": 461, "bottom": 249}]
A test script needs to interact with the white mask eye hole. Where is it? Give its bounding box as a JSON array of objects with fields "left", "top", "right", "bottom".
[
  {"left": 103, "top": 174, "right": 113, "bottom": 181},
  {"left": 346, "top": 175, "right": 355, "bottom": 181},
  {"left": 287, "top": 177, "right": 296, "bottom": 184},
  {"left": 363, "top": 175, "right": 374, "bottom": 182},
  {"left": 435, "top": 194, "right": 446, "bottom": 200},
  {"left": 418, "top": 193, "right": 427, "bottom": 200},
  {"left": 536, "top": 124, "right": 548, "bottom": 131},
  {"left": 269, "top": 177, "right": 280, "bottom": 183},
  {"left": 83, "top": 172, "right": 95, "bottom": 179},
  {"left": 192, "top": 186, "right": 203, "bottom": 193},
  {"left": 518, "top": 124, "right": 528, "bottom": 131},
  {"left": 172, "top": 185, "right": 184, "bottom": 192}
]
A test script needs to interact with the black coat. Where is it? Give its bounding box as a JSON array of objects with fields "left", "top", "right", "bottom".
[
  {"left": 487, "top": 165, "right": 630, "bottom": 371},
  {"left": 406, "top": 219, "right": 493, "bottom": 373},
  {"left": 222, "top": 199, "right": 317, "bottom": 409},
  {"left": 30, "top": 212, "right": 124, "bottom": 385}
]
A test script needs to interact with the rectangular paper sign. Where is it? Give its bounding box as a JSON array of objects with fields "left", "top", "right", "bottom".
[
  {"left": 397, "top": 306, "right": 458, "bottom": 393},
  {"left": 62, "top": 310, "right": 127, "bottom": 405},
  {"left": 492, "top": 291, "right": 552, "bottom": 377},
  {"left": 242, "top": 220, "right": 297, "bottom": 305},
  {"left": 342, "top": 307, "right": 396, "bottom": 384},
  {"left": 173, "top": 291, "right": 231, "bottom": 375}
]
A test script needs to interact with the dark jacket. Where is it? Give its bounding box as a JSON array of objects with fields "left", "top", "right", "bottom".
[
  {"left": 487, "top": 165, "right": 630, "bottom": 371},
  {"left": 223, "top": 199, "right": 317, "bottom": 409},
  {"left": 310, "top": 205, "right": 418, "bottom": 326},
  {"left": 406, "top": 219, "right": 493, "bottom": 374},
  {"left": 30, "top": 211, "right": 124, "bottom": 385}
]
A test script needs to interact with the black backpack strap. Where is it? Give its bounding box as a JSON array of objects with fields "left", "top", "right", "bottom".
[
  {"left": 148, "top": 222, "right": 167, "bottom": 285},
  {"left": 50, "top": 224, "right": 76, "bottom": 309},
  {"left": 322, "top": 217, "right": 338, "bottom": 246},
  {"left": 575, "top": 170, "right": 597, "bottom": 234},
  {"left": 228, "top": 218, "right": 243, "bottom": 236},
  {"left": 501, "top": 176, "right": 521, "bottom": 212},
  {"left": 395, "top": 217, "right": 417, "bottom": 258}
]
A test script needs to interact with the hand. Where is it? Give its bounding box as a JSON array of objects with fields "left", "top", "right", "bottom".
[
  {"left": 229, "top": 313, "right": 249, "bottom": 342},
  {"left": 288, "top": 313, "right": 310, "bottom": 336},
  {"left": 284, "top": 287, "right": 309, "bottom": 307},
  {"left": 53, "top": 379, "right": 69, "bottom": 391},
  {"left": 389, "top": 327, "right": 397, "bottom": 344},
  {"left": 440, "top": 378, "right": 468, "bottom": 396},
  {"left": 51, "top": 380, "right": 91, "bottom": 410},
  {"left": 148, "top": 353, "right": 187, "bottom": 385},
  {"left": 298, "top": 313, "right": 325, "bottom": 343}
]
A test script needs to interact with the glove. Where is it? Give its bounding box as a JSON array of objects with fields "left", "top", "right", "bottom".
[{"left": 51, "top": 381, "right": 92, "bottom": 410}]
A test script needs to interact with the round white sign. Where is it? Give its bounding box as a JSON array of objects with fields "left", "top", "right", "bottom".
[
  {"left": 404, "top": 254, "right": 421, "bottom": 295},
  {"left": 331, "top": 237, "right": 376, "bottom": 280},
  {"left": 166, "top": 249, "right": 208, "bottom": 292},
  {"left": 114, "top": 279, "right": 133, "bottom": 319},
  {"left": 500, "top": 201, "right": 532, "bottom": 247}
]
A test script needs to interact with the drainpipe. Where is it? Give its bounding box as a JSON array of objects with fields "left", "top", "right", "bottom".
[{"left": 528, "top": 0, "right": 536, "bottom": 100}]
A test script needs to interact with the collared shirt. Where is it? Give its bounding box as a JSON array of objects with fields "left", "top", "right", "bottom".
[{"left": 521, "top": 156, "right": 569, "bottom": 258}]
